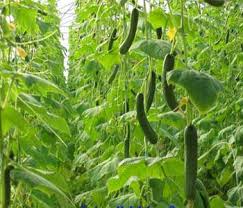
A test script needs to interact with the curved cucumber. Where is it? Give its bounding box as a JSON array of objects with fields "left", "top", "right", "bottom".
[
  {"left": 108, "top": 64, "right": 119, "bottom": 84},
  {"left": 119, "top": 8, "right": 139, "bottom": 54},
  {"left": 184, "top": 124, "right": 198, "bottom": 202},
  {"left": 204, "top": 0, "right": 224, "bottom": 6},
  {"left": 162, "top": 54, "right": 178, "bottom": 111},
  {"left": 108, "top": 28, "right": 118, "bottom": 52},
  {"left": 156, "top": 27, "right": 162, "bottom": 39},
  {"left": 136, "top": 93, "right": 158, "bottom": 144},
  {"left": 145, "top": 70, "right": 156, "bottom": 112}
]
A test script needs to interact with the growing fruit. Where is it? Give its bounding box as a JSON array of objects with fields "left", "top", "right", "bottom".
[
  {"left": 156, "top": 27, "right": 162, "bottom": 39},
  {"left": 145, "top": 70, "right": 156, "bottom": 112},
  {"left": 162, "top": 54, "right": 178, "bottom": 111},
  {"left": 204, "top": 0, "right": 224, "bottom": 7},
  {"left": 136, "top": 93, "right": 158, "bottom": 144},
  {"left": 108, "top": 28, "right": 118, "bottom": 52},
  {"left": 119, "top": 8, "right": 139, "bottom": 54},
  {"left": 108, "top": 64, "right": 119, "bottom": 84},
  {"left": 184, "top": 124, "right": 198, "bottom": 202}
]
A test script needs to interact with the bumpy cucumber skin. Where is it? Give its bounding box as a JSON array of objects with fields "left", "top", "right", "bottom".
[
  {"left": 204, "top": 0, "right": 224, "bottom": 7},
  {"left": 108, "top": 28, "right": 117, "bottom": 52},
  {"left": 156, "top": 27, "right": 162, "bottom": 39},
  {"left": 145, "top": 70, "right": 156, "bottom": 112},
  {"left": 162, "top": 54, "right": 178, "bottom": 111},
  {"left": 4, "top": 165, "right": 14, "bottom": 207},
  {"left": 136, "top": 93, "right": 158, "bottom": 144},
  {"left": 184, "top": 124, "right": 198, "bottom": 202},
  {"left": 108, "top": 64, "right": 119, "bottom": 84},
  {"left": 119, "top": 8, "right": 139, "bottom": 54}
]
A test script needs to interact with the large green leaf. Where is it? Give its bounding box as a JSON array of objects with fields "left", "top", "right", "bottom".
[
  {"left": 18, "top": 93, "right": 71, "bottom": 137},
  {"left": 148, "top": 9, "right": 168, "bottom": 29},
  {"left": 157, "top": 111, "right": 186, "bottom": 129},
  {"left": 12, "top": 166, "right": 75, "bottom": 208},
  {"left": 12, "top": 5, "right": 39, "bottom": 33},
  {"left": 130, "top": 39, "right": 171, "bottom": 59},
  {"left": 0, "top": 70, "right": 66, "bottom": 96},
  {"left": 167, "top": 70, "right": 223, "bottom": 113},
  {"left": 2, "top": 106, "right": 28, "bottom": 134}
]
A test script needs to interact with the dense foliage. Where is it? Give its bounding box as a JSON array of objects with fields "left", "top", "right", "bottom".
[{"left": 0, "top": 0, "right": 243, "bottom": 208}]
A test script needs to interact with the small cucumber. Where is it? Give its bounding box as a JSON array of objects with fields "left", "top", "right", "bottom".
[
  {"left": 156, "top": 27, "right": 162, "bottom": 39},
  {"left": 136, "top": 93, "right": 158, "bottom": 144},
  {"left": 162, "top": 54, "right": 178, "bottom": 111},
  {"left": 145, "top": 70, "right": 156, "bottom": 112},
  {"left": 119, "top": 8, "right": 139, "bottom": 54},
  {"left": 204, "top": 0, "right": 224, "bottom": 7},
  {"left": 124, "top": 99, "right": 130, "bottom": 158},
  {"left": 108, "top": 28, "right": 118, "bottom": 52},
  {"left": 184, "top": 124, "right": 198, "bottom": 202},
  {"left": 4, "top": 165, "right": 14, "bottom": 207},
  {"left": 108, "top": 64, "right": 119, "bottom": 84}
]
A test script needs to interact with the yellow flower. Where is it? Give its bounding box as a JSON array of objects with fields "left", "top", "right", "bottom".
[
  {"left": 167, "top": 27, "right": 177, "bottom": 41},
  {"left": 8, "top": 22, "right": 16, "bottom": 31},
  {"left": 16, "top": 47, "right": 27, "bottom": 59},
  {"left": 179, "top": 96, "right": 189, "bottom": 107}
]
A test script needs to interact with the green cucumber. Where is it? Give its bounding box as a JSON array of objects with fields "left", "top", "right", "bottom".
[
  {"left": 108, "top": 28, "right": 118, "bottom": 52},
  {"left": 119, "top": 8, "right": 139, "bottom": 54},
  {"left": 184, "top": 124, "right": 198, "bottom": 202},
  {"left": 145, "top": 70, "right": 156, "bottom": 112},
  {"left": 136, "top": 93, "right": 158, "bottom": 144},
  {"left": 162, "top": 54, "right": 178, "bottom": 111},
  {"left": 156, "top": 27, "right": 162, "bottom": 39},
  {"left": 108, "top": 64, "right": 119, "bottom": 84},
  {"left": 4, "top": 165, "right": 14, "bottom": 207},
  {"left": 204, "top": 0, "right": 224, "bottom": 7},
  {"left": 124, "top": 99, "right": 130, "bottom": 158}
]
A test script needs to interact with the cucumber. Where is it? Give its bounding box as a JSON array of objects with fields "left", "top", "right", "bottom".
[
  {"left": 124, "top": 99, "right": 130, "bottom": 158},
  {"left": 204, "top": 0, "right": 224, "bottom": 7},
  {"left": 136, "top": 93, "right": 158, "bottom": 144},
  {"left": 156, "top": 27, "right": 162, "bottom": 39},
  {"left": 162, "top": 54, "right": 178, "bottom": 111},
  {"left": 119, "top": 8, "right": 139, "bottom": 54},
  {"left": 108, "top": 64, "right": 119, "bottom": 84},
  {"left": 108, "top": 28, "right": 118, "bottom": 52},
  {"left": 145, "top": 70, "right": 156, "bottom": 112},
  {"left": 4, "top": 165, "right": 14, "bottom": 207},
  {"left": 225, "top": 29, "right": 230, "bottom": 44},
  {"left": 184, "top": 124, "right": 198, "bottom": 202}
]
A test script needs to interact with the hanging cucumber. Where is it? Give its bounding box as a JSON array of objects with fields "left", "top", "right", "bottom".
[
  {"left": 119, "top": 8, "right": 139, "bottom": 54},
  {"left": 145, "top": 70, "right": 156, "bottom": 112},
  {"left": 136, "top": 93, "right": 158, "bottom": 144},
  {"left": 156, "top": 27, "right": 162, "bottom": 39},
  {"left": 203, "top": 0, "right": 224, "bottom": 7},
  {"left": 4, "top": 165, "right": 14, "bottom": 207},
  {"left": 108, "top": 28, "right": 118, "bottom": 52},
  {"left": 108, "top": 64, "right": 119, "bottom": 84},
  {"left": 184, "top": 124, "right": 198, "bottom": 203},
  {"left": 162, "top": 54, "right": 178, "bottom": 111}
]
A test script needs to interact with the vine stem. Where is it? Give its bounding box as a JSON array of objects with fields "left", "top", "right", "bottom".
[
  {"left": 122, "top": 5, "right": 130, "bottom": 158},
  {"left": 180, "top": 0, "right": 188, "bottom": 65},
  {"left": 0, "top": 106, "right": 6, "bottom": 208}
]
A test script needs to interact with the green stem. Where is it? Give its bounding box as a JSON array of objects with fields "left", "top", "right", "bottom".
[
  {"left": 180, "top": 0, "right": 188, "bottom": 65},
  {"left": 0, "top": 107, "right": 6, "bottom": 208}
]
